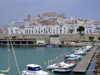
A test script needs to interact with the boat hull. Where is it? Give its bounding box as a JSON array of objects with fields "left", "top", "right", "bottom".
[
  {"left": 66, "top": 54, "right": 81, "bottom": 60},
  {"left": 67, "top": 57, "right": 81, "bottom": 60},
  {"left": 46, "top": 61, "right": 76, "bottom": 70},
  {"left": 21, "top": 70, "right": 49, "bottom": 75},
  {"left": 74, "top": 50, "right": 86, "bottom": 55},
  {"left": 52, "top": 69, "right": 72, "bottom": 73}
]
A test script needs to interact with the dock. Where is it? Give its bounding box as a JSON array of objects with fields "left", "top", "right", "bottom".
[{"left": 73, "top": 46, "right": 98, "bottom": 73}]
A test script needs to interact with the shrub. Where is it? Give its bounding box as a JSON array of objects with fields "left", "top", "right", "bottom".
[{"left": 12, "top": 36, "right": 16, "bottom": 38}]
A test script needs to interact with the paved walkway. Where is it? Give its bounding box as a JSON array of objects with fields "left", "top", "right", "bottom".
[{"left": 73, "top": 46, "right": 98, "bottom": 73}]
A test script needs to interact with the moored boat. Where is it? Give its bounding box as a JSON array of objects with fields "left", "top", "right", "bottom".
[
  {"left": 45, "top": 44, "right": 59, "bottom": 47},
  {"left": 74, "top": 50, "right": 86, "bottom": 55},
  {"left": 46, "top": 61, "right": 76, "bottom": 70},
  {"left": 73, "top": 47, "right": 86, "bottom": 55},
  {"left": 65, "top": 61, "right": 76, "bottom": 65},
  {"left": 66, "top": 54, "right": 81, "bottom": 60},
  {"left": 52, "top": 69, "right": 72, "bottom": 73},
  {"left": 0, "top": 74, "right": 5, "bottom": 75},
  {"left": 21, "top": 64, "right": 50, "bottom": 75},
  {"left": 85, "top": 45, "right": 93, "bottom": 51}
]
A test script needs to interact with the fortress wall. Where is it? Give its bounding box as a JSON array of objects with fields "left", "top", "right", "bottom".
[{"left": 2, "top": 33, "right": 100, "bottom": 41}]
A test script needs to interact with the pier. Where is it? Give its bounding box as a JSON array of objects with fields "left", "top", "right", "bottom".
[{"left": 73, "top": 46, "right": 98, "bottom": 73}]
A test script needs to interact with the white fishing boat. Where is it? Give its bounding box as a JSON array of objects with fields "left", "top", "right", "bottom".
[
  {"left": 21, "top": 64, "right": 50, "bottom": 75},
  {"left": 66, "top": 54, "right": 81, "bottom": 60},
  {"left": 46, "top": 61, "right": 76, "bottom": 70}
]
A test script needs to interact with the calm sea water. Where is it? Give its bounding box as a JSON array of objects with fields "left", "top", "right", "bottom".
[{"left": 0, "top": 46, "right": 95, "bottom": 75}]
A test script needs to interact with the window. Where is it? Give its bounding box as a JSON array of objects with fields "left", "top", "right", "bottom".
[
  {"left": 44, "top": 29, "right": 45, "bottom": 34},
  {"left": 27, "top": 30, "right": 28, "bottom": 34},
  {"left": 64, "top": 27, "right": 66, "bottom": 33},
  {"left": 32, "top": 30, "right": 33, "bottom": 34},
  {"left": 15, "top": 29, "right": 18, "bottom": 34},
  {"left": 29, "top": 30, "right": 30, "bottom": 34},
  {"left": 27, "top": 67, "right": 41, "bottom": 71},
  {"left": 60, "top": 29, "right": 62, "bottom": 33},
  {"left": 11, "top": 30, "right": 13, "bottom": 34}
]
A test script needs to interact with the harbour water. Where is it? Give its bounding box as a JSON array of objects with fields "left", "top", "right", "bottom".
[{"left": 0, "top": 46, "right": 95, "bottom": 75}]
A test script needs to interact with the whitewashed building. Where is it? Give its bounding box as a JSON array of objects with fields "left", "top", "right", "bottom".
[
  {"left": 84, "top": 25, "right": 95, "bottom": 33},
  {"left": 24, "top": 25, "right": 68, "bottom": 34},
  {"left": 8, "top": 26, "right": 19, "bottom": 34},
  {"left": 3, "top": 13, "right": 100, "bottom": 35}
]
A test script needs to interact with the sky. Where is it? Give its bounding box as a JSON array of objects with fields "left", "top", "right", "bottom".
[{"left": 0, "top": 0, "right": 100, "bottom": 28}]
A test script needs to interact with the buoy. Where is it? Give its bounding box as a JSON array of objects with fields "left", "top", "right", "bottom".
[
  {"left": 62, "top": 53, "right": 63, "bottom": 56},
  {"left": 44, "top": 62, "right": 46, "bottom": 65}
]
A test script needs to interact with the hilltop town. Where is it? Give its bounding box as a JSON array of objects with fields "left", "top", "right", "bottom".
[
  {"left": 0, "top": 12, "right": 100, "bottom": 45},
  {"left": 1, "top": 12, "right": 100, "bottom": 35}
]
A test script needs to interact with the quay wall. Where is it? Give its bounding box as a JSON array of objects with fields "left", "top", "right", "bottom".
[{"left": 1, "top": 33, "right": 100, "bottom": 41}]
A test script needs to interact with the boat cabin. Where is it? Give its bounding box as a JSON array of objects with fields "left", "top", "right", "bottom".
[{"left": 26, "top": 64, "right": 41, "bottom": 71}]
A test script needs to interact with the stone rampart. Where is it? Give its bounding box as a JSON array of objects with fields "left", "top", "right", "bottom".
[{"left": 2, "top": 33, "right": 100, "bottom": 41}]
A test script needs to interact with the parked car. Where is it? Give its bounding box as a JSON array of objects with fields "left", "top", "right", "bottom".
[{"left": 91, "top": 42, "right": 95, "bottom": 44}]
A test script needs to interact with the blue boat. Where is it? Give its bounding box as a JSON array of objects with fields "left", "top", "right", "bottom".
[
  {"left": 52, "top": 69, "right": 72, "bottom": 73},
  {"left": 66, "top": 54, "right": 81, "bottom": 60}
]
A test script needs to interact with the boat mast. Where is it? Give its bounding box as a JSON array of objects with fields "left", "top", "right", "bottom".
[
  {"left": 9, "top": 36, "right": 20, "bottom": 75},
  {"left": 7, "top": 24, "right": 10, "bottom": 75}
]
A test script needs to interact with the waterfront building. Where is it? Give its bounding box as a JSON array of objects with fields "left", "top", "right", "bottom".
[
  {"left": 0, "top": 29, "right": 3, "bottom": 34},
  {"left": 24, "top": 24, "right": 68, "bottom": 34},
  {"left": 8, "top": 26, "right": 19, "bottom": 34},
  {"left": 36, "top": 39, "right": 45, "bottom": 44},
  {"left": 7, "top": 25, "right": 25, "bottom": 34},
  {"left": 49, "top": 35, "right": 60, "bottom": 44},
  {"left": 95, "top": 25, "right": 100, "bottom": 32},
  {"left": 84, "top": 25, "right": 96, "bottom": 33},
  {"left": 2, "top": 26, "right": 7, "bottom": 34}
]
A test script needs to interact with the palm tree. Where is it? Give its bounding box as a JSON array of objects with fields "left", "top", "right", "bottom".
[
  {"left": 89, "top": 36, "right": 94, "bottom": 41},
  {"left": 77, "top": 26, "right": 85, "bottom": 35}
]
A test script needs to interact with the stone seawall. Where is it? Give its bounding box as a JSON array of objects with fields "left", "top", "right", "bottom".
[{"left": 1, "top": 33, "right": 100, "bottom": 41}]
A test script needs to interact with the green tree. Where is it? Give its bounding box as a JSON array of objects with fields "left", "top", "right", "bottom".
[
  {"left": 89, "top": 36, "right": 94, "bottom": 41},
  {"left": 12, "top": 36, "right": 16, "bottom": 38},
  {"left": 98, "top": 37, "right": 100, "bottom": 41},
  {"left": 77, "top": 26, "right": 85, "bottom": 35}
]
